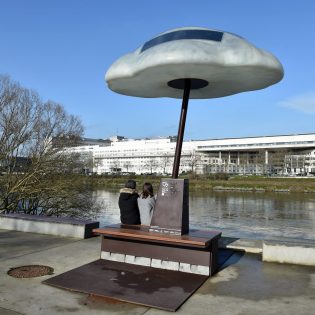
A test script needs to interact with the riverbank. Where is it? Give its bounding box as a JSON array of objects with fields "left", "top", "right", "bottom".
[{"left": 86, "top": 175, "right": 315, "bottom": 193}]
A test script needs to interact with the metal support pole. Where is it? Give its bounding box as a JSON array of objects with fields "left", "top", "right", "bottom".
[{"left": 172, "top": 79, "right": 191, "bottom": 178}]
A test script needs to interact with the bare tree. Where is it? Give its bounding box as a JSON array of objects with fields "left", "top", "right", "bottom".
[
  {"left": 123, "top": 160, "right": 131, "bottom": 172},
  {"left": 206, "top": 156, "right": 217, "bottom": 174},
  {"left": 145, "top": 157, "right": 158, "bottom": 174},
  {"left": 81, "top": 151, "right": 94, "bottom": 174},
  {"left": 188, "top": 151, "right": 201, "bottom": 174},
  {"left": 110, "top": 158, "right": 121, "bottom": 173},
  {"left": 160, "top": 153, "right": 171, "bottom": 174},
  {"left": 92, "top": 157, "right": 103, "bottom": 173},
  {"left": 0, "top": 75, "right": 100, "bottom": 217}
]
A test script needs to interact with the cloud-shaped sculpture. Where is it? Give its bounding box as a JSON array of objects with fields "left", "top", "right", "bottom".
[{"left": 105, "top": 27, "right": 284, "bottom": 99}]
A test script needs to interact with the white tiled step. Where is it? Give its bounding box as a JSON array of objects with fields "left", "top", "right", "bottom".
[{"left": 100, "top": 251, "right": 210, "bottom": 275}]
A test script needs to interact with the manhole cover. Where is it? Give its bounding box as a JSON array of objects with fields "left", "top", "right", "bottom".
[{"left": 8, "top": 265, "right": 54, "bottom": 278}]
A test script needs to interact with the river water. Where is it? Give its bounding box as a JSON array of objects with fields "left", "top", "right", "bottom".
[{"left": 93, "top": 189, "right": 315, "bottom": 242}]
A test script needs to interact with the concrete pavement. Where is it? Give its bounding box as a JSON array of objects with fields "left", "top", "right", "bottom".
[{"left": 0, "top": 229, "right": 314, "bottom": 315}]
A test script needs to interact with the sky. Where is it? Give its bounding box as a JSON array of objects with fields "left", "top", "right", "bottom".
[{"left": 0, "top": 0, "right": 314, "bottom": 141}]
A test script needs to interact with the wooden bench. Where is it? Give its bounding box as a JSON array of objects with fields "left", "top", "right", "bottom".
[{"left": 93, "top": 224, "right": 221, "bottom": 275}]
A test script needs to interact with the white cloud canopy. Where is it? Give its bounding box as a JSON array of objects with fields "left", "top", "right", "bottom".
[{"left": 105, "top": 27, "right": 284, "bottom": 99}]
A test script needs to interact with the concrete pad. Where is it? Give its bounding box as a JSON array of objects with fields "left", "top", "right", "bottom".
[
  {"left": 0, "top": 233, "right": 146, "bottom": 315},
  {"left": 0, "top": 229, "right": 78, "bottom": 261},
  {"left": 145, "top": 252, "right": 315, "bottom": 315},
  {"left": 263, "top": 240, "right": 315, "bottom": 266},
  {"left": 0, "top": 307, "right": 23, "bottom": 315},
  {"left": 1, "top": 230, "right": 314, "bottom": 315}
]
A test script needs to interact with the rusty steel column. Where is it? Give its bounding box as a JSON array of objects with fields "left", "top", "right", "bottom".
[{"left": 172, "top": 79, "right": 191, "bottom": 178}]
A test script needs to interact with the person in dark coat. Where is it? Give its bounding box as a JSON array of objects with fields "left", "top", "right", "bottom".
[{"left": 118, "top": 179, "right": 141, "bottom": 224}]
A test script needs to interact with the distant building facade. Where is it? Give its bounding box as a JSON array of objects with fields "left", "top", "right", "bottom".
[{"left": 69, "top": 134, "right": 315, "bottom": 176}]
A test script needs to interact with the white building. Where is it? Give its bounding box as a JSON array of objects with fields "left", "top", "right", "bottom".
[{"left": 69, "top": 134, "right": 315, "bottom": 176}]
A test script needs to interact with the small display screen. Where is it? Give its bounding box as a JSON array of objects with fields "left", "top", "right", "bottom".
[{"left": 141, "top": 29, "right": 224, "bottom": 53}]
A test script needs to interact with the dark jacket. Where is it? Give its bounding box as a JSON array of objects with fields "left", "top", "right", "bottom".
[{"left": 118, "top": 188, "right": 141, "bottom": 224}]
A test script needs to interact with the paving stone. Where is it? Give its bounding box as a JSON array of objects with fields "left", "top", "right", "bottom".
[
  {"left": 161, "top": 260, "right": 180, "bottom": 271},
  {"left": 125, "top": 255, "right": 136, "bottom": 264},
  {"left": 100, "top": 251, "right": 111, "bottom": 260},
  {"left": 109, "top": 252, "right": 125, "bottom": 262},
  {"left": 151, "top": 259, "right": 162, "bottom": 268},
  {"left": 134, "top": 256, "right": 151, "bottom": 266},
  {"left": 190, "top": 264, "right": 209, "bottom": 275},
  {"left": 179, "top": 262, "right": 192, "bottom": 273}
]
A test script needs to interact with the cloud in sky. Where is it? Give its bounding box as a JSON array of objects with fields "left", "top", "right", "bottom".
[{"left": 279, "top": 91, "right": 315, "bottom": 114}]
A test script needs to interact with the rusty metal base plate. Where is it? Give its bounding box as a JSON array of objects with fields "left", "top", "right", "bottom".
[{"left": 43, "top": 259, "right": 208, "bottom": 311}]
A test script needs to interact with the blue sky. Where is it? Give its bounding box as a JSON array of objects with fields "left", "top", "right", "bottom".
[{"left": 0, "top": 0, "right": 314, "bottom": 140}]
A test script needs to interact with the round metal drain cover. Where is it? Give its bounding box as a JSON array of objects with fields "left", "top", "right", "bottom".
[{"left": 8, "top": 265, "right": 54, "bottom": 278}]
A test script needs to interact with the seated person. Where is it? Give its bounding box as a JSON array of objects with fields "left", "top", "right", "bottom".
[
  {"left": 137, "top": 182, "right": 155, "bottom": 226},
  {"left": 118, "top": 179, "right": 140, "bottom": 225}
]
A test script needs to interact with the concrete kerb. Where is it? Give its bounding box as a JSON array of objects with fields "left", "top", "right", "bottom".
[
  {"left": 219, "top": 237, "right": 263, "bottom": 254},
  {"left": 220, "top": 237, "right": 315, "bottom": 266},
  {"left": 0, "top": 214, "right": 99, "bottom": 239},
  {"left": 263, "top": 240, "right": 315, "bottom": 266}
]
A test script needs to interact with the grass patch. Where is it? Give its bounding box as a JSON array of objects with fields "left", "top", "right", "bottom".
[{"left": 85, "top": 174, "right": 315, "bottom": 193}]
